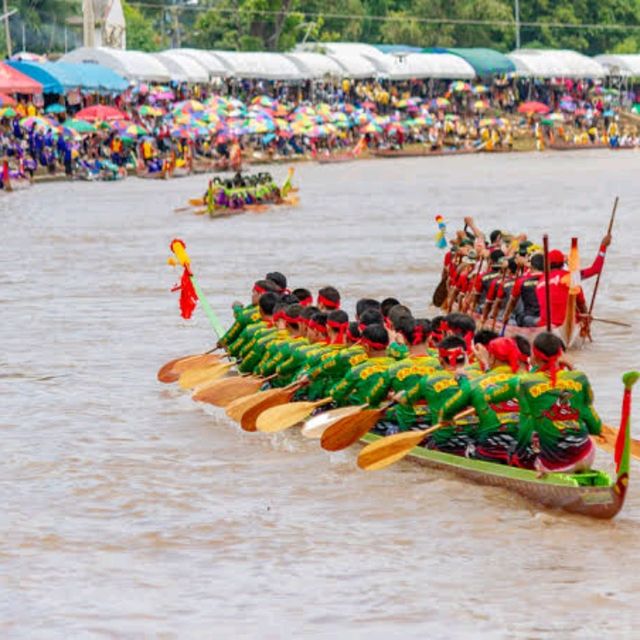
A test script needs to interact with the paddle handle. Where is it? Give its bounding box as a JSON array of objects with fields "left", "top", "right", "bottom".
[
  {"left": 543, "top": 234, "right": 552, "bottom": 332},
  {"left": 588, "top": 196, "right": 618, "bottom": 316}
]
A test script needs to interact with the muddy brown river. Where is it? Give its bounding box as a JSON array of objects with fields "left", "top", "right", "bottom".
[{"left": 2, "top": 151, "right": 640, "bottom": 638}]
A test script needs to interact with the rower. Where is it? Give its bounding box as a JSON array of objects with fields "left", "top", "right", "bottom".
[
  {"left": 536, "top": 234, "right": 611, "bottom": 328},
  {"left": 441, "top": 337, "right": 531, "bottom": 465},
  {"left": 266, "top": 271, "right": 288, "bottom": 293},
  {"left": 517, "top": 333, "right": 602, "bottom": 473},
  {"left": 503, "top": 253, "right": 543, "bottom": 327},
  {"left": 292, "top": 288, "right": 313, "bottom": 306}
]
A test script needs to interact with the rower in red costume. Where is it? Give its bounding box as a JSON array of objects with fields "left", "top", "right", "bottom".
[{"left": 536, "top": 234, "right": 611, "bottom": 328}]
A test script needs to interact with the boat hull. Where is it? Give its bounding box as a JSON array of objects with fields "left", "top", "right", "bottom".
[
  {"left": 373, "top": 147, "right": 478, "bottom": 159},
  {"left": 360, "top": 433, "right": 625, "bottom": 519}
]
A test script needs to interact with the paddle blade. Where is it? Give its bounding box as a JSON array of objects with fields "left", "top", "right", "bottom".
[
  {"left": 225, "top": 387, "right": 284, "bottom": 422},
  {"left": 256, "top": 399, "right": 331, "bottom": 433},
  {"left": 178, "top": 362, "right": 233, "bottom": 390},
  {"left": 321, "top": 408, "right": 383, "bottom": 452},
  {"left": 240, "top": 387, "right": 299, "bottom": 432},
  {"left": 193, "top": 375, "right": 259, "bottom": 405},
  {"left": 189, "top": 198, "right": 204, "bottom": 206},
  {"left": 302, "top": 406, "right": 364, "bottom": 439},
  {"left": 357, "top": 430, "right": 427, "bottom": 471},
  {"left": 432, "top": 278, "right": 448, "bottom": 308},
  {"left": 157, "top": 353, "right": 221, "bottom": 383}
]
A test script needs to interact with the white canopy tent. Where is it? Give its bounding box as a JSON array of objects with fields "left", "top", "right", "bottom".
[
  {"left": 285, "top": 52, "right": 346, "bottom": 79},
  {"left": 61, "top": 47, "right": 171, "bottom": 82},
  {"left": 507, "top": 49, "right": 606, "bottom": 79},
  {"left": 386, "top": 53, "right": 476, "bottom": 80},
  {"left": 595, "top": 54, "right": 640, "bottom": 77},
  {"left": 208, "top": 51, "right": 305, "bottom": 81},
  {"left": 295, "top": 42, "right": 389, "bottom": 78},
  {"left": 164, "top": 48, "right": 230, "bottom": 77},
  {"left": 153, "top": 52, "right": 209, "bottom": 83}
]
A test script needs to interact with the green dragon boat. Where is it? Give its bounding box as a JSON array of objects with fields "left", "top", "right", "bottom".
[{"left": 358, "top": 425, "right": 630, "bottom": 519}]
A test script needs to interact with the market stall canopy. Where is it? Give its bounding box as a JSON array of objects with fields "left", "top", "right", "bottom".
[
  {"left": 285, "top": 52, "right": 346, "bottom": 79},
  {"left": 594, "top": 54, "right": 640, "bottom": 78},
  {"left": 375, "top": 44, "right": 423, "bottom": 54},
  {"left": 386, "top": 53, "right": 475, "bottom": 80},
  {"left": 163, "top": 48, "right": 229, "bottom": 78},
  {"left": 297, "top": 42, "right": 392, "bottom": 77},
  {"left": 0, "top": 62, "right": 43, "bottom": 94},
  {"left": 424, "top": 48, "right": 514, "bottom": 77},
  {"left": 508, "top": 49, "right": 605, "bottom": 79},
  {"left": 208, "top": 51, "right": 305, "bottom": 81},
  {"left": 61, "top": 47, "right": 171, "bottom": 83},
  {"left": 6, "top": 60, "right": 128, "bottom": 93},
  {"left": 153, "top": 52, "right": 209, "bottom": 83}
]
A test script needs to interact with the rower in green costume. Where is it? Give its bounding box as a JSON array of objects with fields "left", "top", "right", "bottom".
[
  {"left": 517, "top": 333, "right": 602, "bottom": 473},
  {"left": 401, "top": 336, "right": 478, "bottom": 455},
  {"left": 328, "top": 325, "right": 395, "bottom": 407},
  {"left": 440, "top": 337, "right": 530, "bottom": 466}
]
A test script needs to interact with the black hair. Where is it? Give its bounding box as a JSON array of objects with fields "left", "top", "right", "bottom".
[
  {"left": 394, "top": 315, "right": 416, "bottom": 343},
  {"left": 387, "top": 304, "right": 413, "bottom": 327},
  {"left": 445, "top": 312, "right": 476, "bottom": 335},
  {"left": 280, "top": 293, "right": 300, "bottom": 305},
  {"left": 346, "top": 321, "right": 361, "bottom": 341},
  {"left": 266, "top": 271, "right": 287, "bottom": 291},
  {"left": 318, "top": 286, "right": 341, "bottom": 307},
  {"left": 356, "top": 298, "right": 381, "bottom": 319},
  {"left": 431, "top": 315, "right": 445, "bottom": 331},
  {"left": 381, "top": 297, "right": 401, "bottom": 317},
  {"left": 300, "top": 305, "right": 320, "bottom": 321},
  {"left": 310, "top": 312, "right": 328, "bottom": 327},
  {"left": 507, "top": 257, "right": 518, "bottom": 275},
  {"left": 533, "top": 332, "right": 565, "bottom": 356},
  {"left": 490, "top": 249, "right": 505, "bottom": 265},
  {"left": 474, "top": 329, "right": 499, "bottom": 345},
  {"left": 258, "top": 292, "right": 280, "bottom": 315},
  {"left": 490, "top": 229, "right": 502, "bottom": 244},
  {"left": 514, "top": 334, "right": 531, "bottom": 358},
  {"left": 362, "top": 323, "right": 389, "bottom": 348},
  {"left": 530, "top": 254, "right": 544, "bottom": 271},
  {"left": 327, "top": 309, "right": 349, "bottom": 325},
  {"left": 292, "top": 287, "right": 312, "bottom": 303},
  {"left": 359, "top": 308, "right": 384, "bottom": 327}
]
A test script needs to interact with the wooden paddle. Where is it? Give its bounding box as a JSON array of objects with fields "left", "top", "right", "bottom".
[
  {"left": 255, "top": 398, "right": 333, "bottom": 433},
  {"left": 240, "top": 384, "right": 304, "bottom": 432},
  {"left": 587, "top": 197, "right": 618, "bottom": 334},
  {"left": 357, "top": 408, "right": 476, "bottom": 471},
  {"left": 542, "top": 234, "right": 552, "bottom": 332},
  {"left": 157, "top": 351, "right": 222, "bottom": 383},
  {"left": 596, "top": 424, "right": 640, "bottom": 460},
  {"left": 225, "top": 386, "right": 286, "bottom": 422},
  {"left": 321, "top": 403, "right": 393, "bottom": 452},
  {"left": 301, "top": 406, "right": 368, "bottom": 439},
  {"left": 178, "top": 361, "right": 235, "bottom": 390},
  {"left": 192, "top": 374, "right": 267, "bottom": 405}
]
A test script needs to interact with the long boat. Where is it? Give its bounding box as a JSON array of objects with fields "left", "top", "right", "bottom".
[
  {"left": 359, "top": 430, "right": 629, "bottom": 519},
  {"left": 373, "top": 147, "right": 479, "bottom": 159}
]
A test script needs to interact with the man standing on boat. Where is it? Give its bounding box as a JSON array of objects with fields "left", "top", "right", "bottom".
[{"left": 536, "top": 234, "right": 611, "bottom": 328}]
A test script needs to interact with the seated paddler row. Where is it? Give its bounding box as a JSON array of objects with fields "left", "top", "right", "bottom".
[{"left": 212, "top": 270, "right": 603, "bottom": 475}]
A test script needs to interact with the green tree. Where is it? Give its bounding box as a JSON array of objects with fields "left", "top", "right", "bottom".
[{"left": 123, "top": 0, "right": 163, "bottom": 51}]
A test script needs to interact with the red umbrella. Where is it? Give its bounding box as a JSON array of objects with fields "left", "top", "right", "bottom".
[
  {"left": 0, "top": 92, "right": 16, "bottom": 106},
  {"left": 0, "top": 62, "right": 42, "bottom": 94},
  {"left": 75, "top": 105, "right": 130, "bottom": 122},
  {"left": 517, "top": 101, "right": 550, "bottom": 115}
]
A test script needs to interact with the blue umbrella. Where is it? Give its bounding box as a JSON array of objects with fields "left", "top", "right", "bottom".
[{"left": 45, "top": 104, "right": 66, "bottom": 114}]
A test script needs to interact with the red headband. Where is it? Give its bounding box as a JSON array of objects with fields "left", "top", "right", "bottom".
[
  {"left": 412, "top": 324, "right": 425, "bottom": 346},
  {"left": 360, "top": 337, "right": 387, "bottom": 351},
  {"left": 438, "top": 347, "right": 465, "bottom": 367},
  {"left": 346, "top": 327, "right": 360, "bottom": 342},
  {"left": 318, "top": 294, "right": 340, "bottom": 309},
  {"left": 253, "top": 284, "right": 268, "bottom": 295},
  {"left": 297, "top": 295, "right": 313, "bottom": 306},
  {"left": 533, "top": 346, "right": 561, "bottom": 386},
  {"left": 327, "top": 320, "right": 348, "bottom": 344},
  {"left": 487, "top": 337, "right": 519, "bottom": 373},
  {"left": 307, "top": 319, "right": 328, "bottom": 335}
]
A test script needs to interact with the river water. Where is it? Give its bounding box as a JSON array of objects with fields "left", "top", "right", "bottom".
[{"left": 2, "top": 152, "right": 640, "bottom": 639}]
